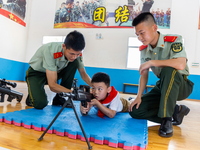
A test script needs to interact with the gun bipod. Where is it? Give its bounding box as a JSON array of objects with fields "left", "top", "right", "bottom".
[{"left": 38, "top": 93, "right": 92, "bottom": 150}]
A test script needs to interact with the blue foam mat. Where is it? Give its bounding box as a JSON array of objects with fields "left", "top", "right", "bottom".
[{"left": 0, "top": 101, "right": 148, "bottom": 150}]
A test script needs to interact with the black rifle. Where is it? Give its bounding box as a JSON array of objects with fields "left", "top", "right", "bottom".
[
  {"left": 72, "top": 78, "right": 93, "bottom": 108},
  {"left": 38, "top": 79, "right": 93, "bottom": 150},
  {"left": 0, "top": 78, "right": 23, "bottom": 102}
]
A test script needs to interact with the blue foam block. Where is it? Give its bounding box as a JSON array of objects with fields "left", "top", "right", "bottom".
[{"left": 0, "top": 101, "right": 148, "bottom": 150}]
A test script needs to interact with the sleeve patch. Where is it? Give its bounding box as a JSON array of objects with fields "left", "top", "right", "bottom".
[
  {"left": 171, "top": 43, "right": 183, "bottom": 53},
  {"left": 80, "top": 56, "right": 83, "bottom": 62}
]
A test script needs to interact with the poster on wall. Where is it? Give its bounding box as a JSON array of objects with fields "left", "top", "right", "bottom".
[
  {"left": 54, "top": 0, "right": 172, "bottom": 29},
  {"left": 0, "top": 0, "right": 26, "bottom": 27},
  {"left": 199, "top": 0, "right": 200, "bottom": 29}
]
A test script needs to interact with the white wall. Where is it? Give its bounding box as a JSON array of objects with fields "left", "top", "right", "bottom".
[
  {"left": 25, "top": 0, "right": 200, "bottom": 75},
  {"left": 0, "top": 2, "right": 30, "bottom": 62},
  {"left": 169, "top": 0, "right": 200, "bottom": 75},
  {"left": 25, "top": 0, "right": 134, "bottom": 70},
  {"left": 1, "top": 0, "right": 200, "bottom": 75}
]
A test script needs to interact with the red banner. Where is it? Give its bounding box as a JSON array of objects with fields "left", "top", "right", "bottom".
[
  {"left": 0, "top": 8, "right": 26, "bottom": 27},
  {"left": 54, "top": 0, "right": 172, "bottom": 29},
  {"left": 54, "top": 22, "right": 132, "bottom": 29}
]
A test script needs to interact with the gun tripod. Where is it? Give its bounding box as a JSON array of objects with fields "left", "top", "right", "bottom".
[{"left": 38, "top": 93, "right": 92, "bottom": 150}]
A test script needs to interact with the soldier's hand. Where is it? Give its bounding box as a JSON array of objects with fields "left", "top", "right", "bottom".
[
  {"left": 128, "top": 97, "right": 142, "bottom": 112},
  {"left": 139, "top": 61, "right": 152, "bottom": 75}
]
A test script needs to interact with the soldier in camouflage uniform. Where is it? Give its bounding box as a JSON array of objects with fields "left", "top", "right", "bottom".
[
  {"left": 72, "top": 1, "right": 81, "bottom": 22},
  {"left": 166, "top": 8, "right": 171, "bottom": 27},
  {"left": 89, "top": 0, "right": 98, "bottom": 17},
  {"left": 84, "top": 1, "right": 90, "bottom": 19},
  {"left": 54, "top": 2, "right": 66, "bottom": 24},
  {"left": 81, "top": 2, "right": 86, "bottom": 16},
  {"left": 90, "top": 0, "right": 100, "bottom": 24},
  {"left": 59, "top": 0, "right": 74, "bottom": 23},
  {"left": 0, "top": 0, "right": 3, "bottom": 8}
]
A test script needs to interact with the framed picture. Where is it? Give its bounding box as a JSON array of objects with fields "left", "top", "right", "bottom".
[{"left": 54, "top": 0, "right": 172, "bottom": 29}]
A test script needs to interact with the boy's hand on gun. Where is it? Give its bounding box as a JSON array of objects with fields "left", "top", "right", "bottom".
[
  {"left": 89, "top": 98, "right": 100, "bottom": 106},
  {"left": 80, "top": 102, "right": 90, "bottom": 115},
  {"left": 80, "top": 98, "right": 101, "bottom": 115}
]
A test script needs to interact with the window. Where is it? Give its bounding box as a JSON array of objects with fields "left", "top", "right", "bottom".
[
  {"left": 42, "top": 36, "right": 65, "bottom": 44},
  {"left": 127, "top": 37, "right": 142, "bottom": 69}
]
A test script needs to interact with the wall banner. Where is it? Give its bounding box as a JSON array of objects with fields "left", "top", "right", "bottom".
[
  {"left": 54, "top": 0, "right": 172, "bottom": 29},
  {"left": 199, "top": 0, "right": 200, "bottom": 29},
  {"left": 0, "top": 0, "right": 26, "bottom": 27}
]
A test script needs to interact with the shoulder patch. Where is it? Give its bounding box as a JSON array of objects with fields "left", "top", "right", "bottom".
[
  {"left": 79, "top": 53, "right": 83, "bottom": 62},
  {"left": 139, "top": 45, "right": 148, "bottom": 51},
  {"left": 171, "top": 43, "right": 183, "bottom": 53},
  {"left": 54, "top": 52, "right": 63, "bottom": 59},
  {"left": 164, "top": 36, "right": 178, "bottom": 42}
]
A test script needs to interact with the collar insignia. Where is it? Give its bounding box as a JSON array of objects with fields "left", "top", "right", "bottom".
[
  {"left": 164, "top": 36, "right": 178, "bottom": 42},
  {"left": 54, "top": 52, "right": 63, "bottom": 59},
  {"left": 139, "top": 45, "right": 148, "bottom": 51}
]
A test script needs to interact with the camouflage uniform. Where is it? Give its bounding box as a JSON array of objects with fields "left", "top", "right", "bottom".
[
  {"left": 90, "top": 1, "right": 98, "bottom": 16},
  {"left": 84, "top": 2, "right": 90, "bottom": 19},
  {"left": 59, "top": 7, "right": 72, "bottom": 22},
  {"left": 72, "top": 4, "right": 81, "bottom": 22},
  {"left": 54, "top": 8, "right": 61, "bottom": 23},
  {"left": 0, "top": 0, "right": 3, "bottom": 8},
  {"left": 90, "top": 1, "right": 100, "bottom": 24}
]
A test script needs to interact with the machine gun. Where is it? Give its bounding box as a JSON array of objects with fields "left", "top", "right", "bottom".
[
  {"left": 38, "top": 79, "right": 93, "bottom": 149},
  {"left": 62, "top": 78, "right": 92, "bottom": 107},
  {"left": 59, "top": 79, "right": 93, "bottom": 115},
  {"left": 0, "top": 78, "right": 23, "bottom": 103}
]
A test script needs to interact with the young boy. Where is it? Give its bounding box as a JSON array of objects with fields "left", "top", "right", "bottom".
[{"left": 80, "top": 72, "right": 130, "bottom": 118}]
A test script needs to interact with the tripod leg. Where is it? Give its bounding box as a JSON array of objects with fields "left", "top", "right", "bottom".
[
  {"left": 38, "top": 99, "right": 69, "bottom": 141},
  {"left": 69, "top": 98, "right": 92, "bottom": 150}
]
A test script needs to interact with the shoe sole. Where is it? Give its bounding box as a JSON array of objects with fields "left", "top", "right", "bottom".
[{"left": 159, "top": 132, "right": 173, "bottom": 138}]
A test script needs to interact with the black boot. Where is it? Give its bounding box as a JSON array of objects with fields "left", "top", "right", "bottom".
[
  {"left": 172, "top": 105, "right": 190, "bottom": 125},
  {"left": 26, "top": 95, "right": 33, "bottom": 107},
  {"left": 159, "top": 118, "right": 173, "bottom": 138},
  {"left": 52, "top": 93, "right": 72, "bottom": 108}
]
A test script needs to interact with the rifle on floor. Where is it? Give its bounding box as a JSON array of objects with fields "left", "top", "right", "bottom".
[{"left": 0, "top": 78, "right": 23, "bottom": 102}]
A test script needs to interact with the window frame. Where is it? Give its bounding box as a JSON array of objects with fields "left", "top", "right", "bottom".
[{"left": 126, "top": 37, "right": 142, "bottom": 69}]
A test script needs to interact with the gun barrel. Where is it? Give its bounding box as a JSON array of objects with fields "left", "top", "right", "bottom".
[
  {"left": 0, "top": 79, "right": 17, "bottom": 88},
  {"left": 59, "top": 92, "right": 75, "bottom": 97},
  {"left": 0, "top": 87, "right": 11, "bottom": 94}
]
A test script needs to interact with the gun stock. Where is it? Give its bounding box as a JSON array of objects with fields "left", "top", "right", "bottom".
[{"left": 0, "top": 86, "right": 23, "bottom": 102}]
